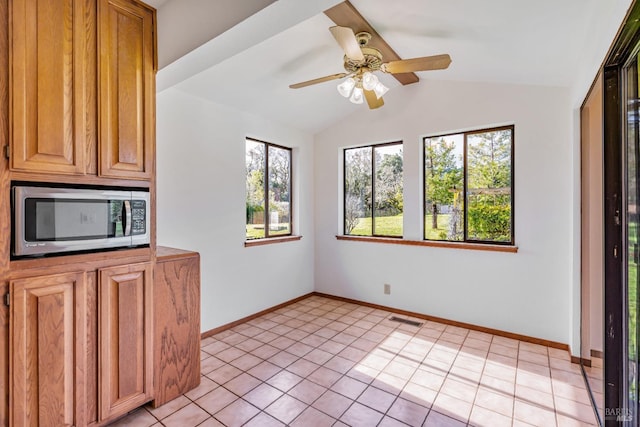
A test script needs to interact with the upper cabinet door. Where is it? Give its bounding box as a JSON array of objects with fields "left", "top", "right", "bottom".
[
  {"left": 10, "top": 0, "right": 91, "bottom": 174},
  {"left": 99, "top": 0, "right": 156, "bottom": 180}
]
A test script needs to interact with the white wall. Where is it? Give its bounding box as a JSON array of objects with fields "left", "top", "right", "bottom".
[
  {"left": 567, "top": 0, "right": 632, "bottom": 360},
  {"left": 314, "top": 80, "right": 574, "bottom": 347},
  {"left": 156, "top": 88, "right": 315, "bottom": 332}
]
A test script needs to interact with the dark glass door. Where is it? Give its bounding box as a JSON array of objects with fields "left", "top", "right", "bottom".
[{"left": 624, "top": 50, "right": 640, "bottom": 423}]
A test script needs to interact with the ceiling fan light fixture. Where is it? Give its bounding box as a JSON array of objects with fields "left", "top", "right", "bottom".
[
  {"left": 349, "top": 87, "right": 364, "bottom": 104},
  {"left": 337, "top": 77, "right": 356, "bottom": 98},
  {"left": 373, "top": 81, "right": 389, "bottom": 99},
  {"left": 362, "top": 71, "right": 378, "bottom": 91}
]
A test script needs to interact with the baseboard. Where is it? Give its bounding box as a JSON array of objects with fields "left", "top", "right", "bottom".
[
  {"left": 591, "top": 349, "right": 603, "bottom": 359},
  {"left": 312, "top": 292, "right": 571, "bottom": 353},
  {"left": 200, "top": 292, "right": 314, "bottom": 339},
  {"left": 573, "top": 356, "right": 592, "bottom": 366},
  {"left": 200, "top": 291, "right": 573, "bottom": 361}
]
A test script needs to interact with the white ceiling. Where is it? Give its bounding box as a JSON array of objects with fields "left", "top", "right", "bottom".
[
  {"left": 158, "top": 0, "right": 625, "bottom": 134},
  {"left": 145, "top": 0, "right": 168, "bottom": 8}
]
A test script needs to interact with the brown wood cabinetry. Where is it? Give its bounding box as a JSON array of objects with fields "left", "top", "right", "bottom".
[
  {"left": 8, "top": 0, "right": 156, "bottom": 181},
  {"left": 9, "top": 271, "right": 87, "bottom": 427},
  {"left": 1, "top": 0, "right": 160, "bottom": 424},
  {"left": 99, "top": 262, "right": 153, "bottom": 421},
  {"left": 99, "top": 0, "right": 155, "bottom": 180},
  {"left": 9, "top": 0, "right": 91, "bottom": 175},
  {"left": 0, "top": 282, "right": 7, "bottom": 427},
  {"left": 153, "top": 248, "right": 201, "bottom": 407}
]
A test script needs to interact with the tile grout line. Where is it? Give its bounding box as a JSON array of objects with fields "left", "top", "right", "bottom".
[
  {"left": 226, "top": 299, "right": 397, "bottom": 424},
  {"left": 131, "top": 296, "right": 597, "bottom": 427}
]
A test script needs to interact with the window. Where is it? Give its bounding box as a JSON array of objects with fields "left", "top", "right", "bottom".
[
  {"left": 245, "top": 138, "right": 292, "bottom": 240},
  {"left": 424, "top": 126, "right": 513, "bottom": 244},
  {"left": 344, "top": 142, "right": 403, "bottom": 237}
]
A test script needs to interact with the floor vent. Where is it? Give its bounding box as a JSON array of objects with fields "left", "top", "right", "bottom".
[{"left": 389, "top": 316, "right": 423, "bottom": 327}]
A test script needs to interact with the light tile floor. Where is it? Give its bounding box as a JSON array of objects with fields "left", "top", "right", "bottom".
[
  {"left": 583, "top": 358, "right": 603, "bottom": 424},
  {"left": 110, "top": 295, "right": 598, "bottom": 426}
]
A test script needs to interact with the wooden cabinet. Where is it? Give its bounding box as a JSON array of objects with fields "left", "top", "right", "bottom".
[
  {"left": 0, "top": 281, "right": 7, "bottom": 427},
  {"left": 9, "top": 0, "right": 156, "bottom": 181},
  {"left": 153, "top": 248, "right": 201, "bottom": 407},
  {"left": 99, "top": 262, "right": 153, "bottom": 421},
  {"left": 98, "top": 0, "right": 155, "bottom": 180},
  {"left": 6, "top": 260, "right": 154, "bottom": 427},
  {"left": 9, "top": 271, "right": 87, "bottom": 427},
  {"left": 10, "top": 0, "right": 92, "bottom": 175},
  {"left": 3, "top": 0, "right": 159, "bottom": 423}
]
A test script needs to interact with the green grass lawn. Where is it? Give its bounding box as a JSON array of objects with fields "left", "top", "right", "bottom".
[
  {"left": 246, "top": 223, "right": 290, "bottom": 239},
  {"left": 424, "top": 214, "right": 451, "bottom": 240},
  {"left": 350, "top": 214, "right": 403, "bottom": 237},
  {"left": 347, "top": 213, "right": 458, "bottom": 239}
]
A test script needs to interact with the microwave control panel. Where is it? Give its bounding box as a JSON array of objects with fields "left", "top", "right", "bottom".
[{"left": 131, "top": 200, "right": 146, "bottom": 235}]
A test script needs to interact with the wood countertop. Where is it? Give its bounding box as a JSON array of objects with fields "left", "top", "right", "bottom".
[{"left": 157, "top": 246, "right": 200, "bottom": 261}]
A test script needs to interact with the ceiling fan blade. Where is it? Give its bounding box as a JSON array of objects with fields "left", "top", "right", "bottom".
[
  {"left": 382, "top": 54, "right": 452, "bottom": 74},
  {"left": 329, "top": 26, "right": 365, "bottom": 62},
  {"left": 364, "top": 89, "right": 384, "bottom": 109},
  {"left": 289, "top": 73, "right": 348, "bottom": 89}
]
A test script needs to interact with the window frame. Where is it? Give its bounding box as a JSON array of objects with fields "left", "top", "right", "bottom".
[
  {"left": 343, "top": 140, "right": 404, "bottom": 238},
  {"left": 245, "top": 137, "right": 293, "bottom": 241},
  {"left": 423, "top": 125, "right": 515, "bottom": 246}
]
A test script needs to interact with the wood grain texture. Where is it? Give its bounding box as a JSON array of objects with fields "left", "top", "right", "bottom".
[
  {"left": 86, "top": 271, "right": 99, "bottom": 425},
  {"left": 10, "top": 247, "right": 151, "bottom": 277},
  {"left": 99, "top": 0, "right": 154, "bottom": 180},
  {"left": 152, "top": 252, "right": 200, "bottom": 407},
  {"left": 157, "top": 246, "right": 201, "bottom": 260},
  {"left": 0, "top": 1, "right": 9, "bottom": 424},
  {"left": 10, "top": 271, "right": 86, "bottom": 427},
  {"left": 9, "top": 170, "right": 151, "bottom": 189},
  {"left": 336, "top": 235, "right": 518, "bottom": 253},
  {"left": 244, "top": 235, "right": 302, "bottom": 247},
  {"left": 83, "top": 0, "right": 98, "bottom": 175},
  {"left": 74, "top": 269, "right": 89, "bottom": 427},
  {"left": 98, "top": 262, "right": 153, "bottom": 422},
  {"left": 10, "top": 0, "right": 87, "bottom": 174},
  {"left": 0, "top": 0, "right": 8, "bottom": 274},
  {"left": 0, "top": 282, "right": 8, "bottom": 427},
  {"left": 324, "top": 1, "right": 419, "bottom": 85}
]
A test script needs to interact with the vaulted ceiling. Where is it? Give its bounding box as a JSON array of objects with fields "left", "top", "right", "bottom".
[{"left": 149, "top": 0, "right": 632, "bottom": 134}]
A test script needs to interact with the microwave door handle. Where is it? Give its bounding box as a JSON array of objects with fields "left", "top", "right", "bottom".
[{"left": 123, "top": 200, "right": 132, "bottom": 237}]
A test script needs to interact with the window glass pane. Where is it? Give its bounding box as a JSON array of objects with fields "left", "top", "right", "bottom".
[
  {"left": 246, "top": 140, "right": 265, "bottom": 239},
  {"left": 268, "top": 146, "right": 291, "bottom": 236},
  {"left": 345, "top": 147, "right": 373, "bottom": 236},
  {"left": 626, "top": 54, "right": 640, "bottom": 410},
  {"left": 467, "top": 129, "right": 512, "bottom": 242},
  {"left": 374, "top": 144, "right": 403, "bottom": 237},
  {"left": 424, "top": 135, "right": 464, "bottom": 240}
]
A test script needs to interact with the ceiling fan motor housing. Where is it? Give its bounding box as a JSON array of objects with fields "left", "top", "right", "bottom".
[{"left": 343, "top": 46, "right": 383, "bottom": 73}]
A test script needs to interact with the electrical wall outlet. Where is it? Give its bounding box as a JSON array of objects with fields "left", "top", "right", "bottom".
[{"left": 384, "top": 284, "right": 391, "bottom": 295}]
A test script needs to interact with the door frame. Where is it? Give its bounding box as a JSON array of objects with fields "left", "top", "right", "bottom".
[{"left": 603, "top": 3, "right": 640, "bottom": 424}]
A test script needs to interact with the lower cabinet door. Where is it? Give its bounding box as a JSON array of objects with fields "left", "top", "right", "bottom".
[
  {"left": 99, "top": 262, "right": 153, "bottom": 421},
  {"left": 10, "top": 271, "right": 87, "bottom": 427}
]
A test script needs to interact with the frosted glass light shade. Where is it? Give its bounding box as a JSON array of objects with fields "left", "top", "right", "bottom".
[
  {"left": 349, "top": 87, "right": 364, "bottom": 104},
  {"left": 337, "top": 78, "right": 356, "bottom": 97},
  {"left": 362, "top": 72, "right": 378, "bottom": 91},
  {"left": 373, "top": 81, "right": 389, "bottom": 99}
]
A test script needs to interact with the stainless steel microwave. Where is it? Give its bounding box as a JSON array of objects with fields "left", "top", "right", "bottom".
[{"left": 12, "top": 185, "right": 150, "bottom": 257}]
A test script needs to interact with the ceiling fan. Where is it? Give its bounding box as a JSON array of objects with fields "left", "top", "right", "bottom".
[{"left": 289, "top": 25, "right": 452, "bottom": 109}]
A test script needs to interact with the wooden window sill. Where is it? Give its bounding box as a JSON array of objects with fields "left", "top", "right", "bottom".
[
  {"left": 336, "top": 235, "right": 518, "bottom": 253},
  {"left": 245, "top": 235, "right": 302, "bottom": 247}
]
